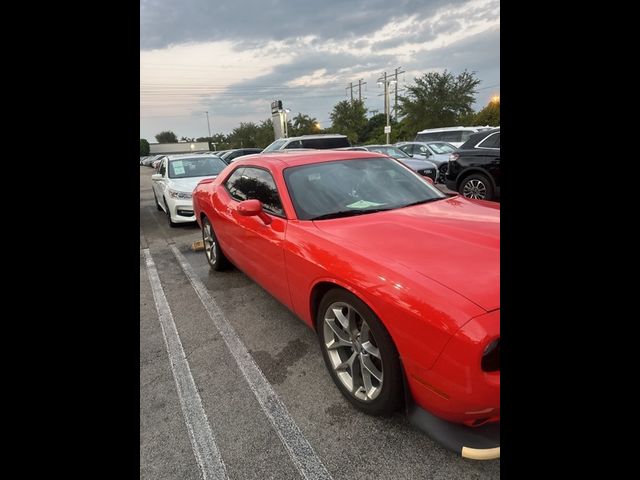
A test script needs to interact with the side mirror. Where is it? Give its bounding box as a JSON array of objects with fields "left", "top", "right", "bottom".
[
  {"left": 237, "top": 199, "right": 272, "bottom": 225},
  {"left": 151, "top": 174, "right": 162, "bottom": 180}
]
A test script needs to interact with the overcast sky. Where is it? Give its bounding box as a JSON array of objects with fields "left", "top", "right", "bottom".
[{"left": 140, "top": 0, "right": 499, "bottom": 142}]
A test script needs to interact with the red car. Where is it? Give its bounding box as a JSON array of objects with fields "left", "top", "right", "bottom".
[{"left": 193, "top": 150, "right": 500, "bottom": 459}]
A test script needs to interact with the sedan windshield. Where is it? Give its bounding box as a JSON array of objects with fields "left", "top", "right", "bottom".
[
  {"left": 284, "top": 158, "right": 445, "bottom": 220},
  {"left": 168, "top": 156, "right": 227, "bottom": 179}
]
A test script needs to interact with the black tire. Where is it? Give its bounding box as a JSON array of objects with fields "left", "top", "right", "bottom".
[
  {"left": 459, "top": 173, "right": 494, "bottom": 200},
  {"left": 201, "top": 216, "right": 229, "bottom": 271},
  {"left": 316, "top": 288, "right": 402, "bottom": 416},
  {"left": 164, "top": 198, "right": 178, "bottom": 227},
  {"left": 153, "top": 189, "right": 162, "bottom": 211}
]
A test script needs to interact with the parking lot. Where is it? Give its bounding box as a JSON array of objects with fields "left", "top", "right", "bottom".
[{"left": 139, "top": 166, "right": 499, "bottom": 479}]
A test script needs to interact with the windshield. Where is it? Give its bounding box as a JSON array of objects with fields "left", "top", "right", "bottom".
[
  {"left": 168, "top": 156, "right": 227, "bottom": 179},
  {"left": 366, "top": 146, "right": 409, "bottom": 158},
  {"left": 262, "top": 139, "right": 287, "bottom": 152},
  {"left": 283, "top": 158, "right": 445, "bottom": 220},
  {"left": 427, "top": 142, "right": 456, "bottom": 154}
]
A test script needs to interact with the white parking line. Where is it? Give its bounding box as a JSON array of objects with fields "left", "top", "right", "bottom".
[
  {"left": 142, "top": 248, "right": 228, "bottom": 480},
  {"left": 171, "top": 244, "right": 333, "bottom": 480}
]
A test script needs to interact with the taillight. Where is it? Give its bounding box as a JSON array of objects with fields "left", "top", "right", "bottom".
[
  {"left": 449, "top": 153, "right": 459, "bottom": 162},
  {"left": 481, "top": 338, "right": 500, "bottom": 372}
]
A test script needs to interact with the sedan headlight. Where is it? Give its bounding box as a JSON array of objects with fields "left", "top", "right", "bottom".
[{"left": 168, "top": 189, "right": 192, "bottom": 200}]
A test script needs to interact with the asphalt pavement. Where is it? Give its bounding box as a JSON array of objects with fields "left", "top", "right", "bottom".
[{"left": 139, "top": 166, "right": 498, "bottom": 479}]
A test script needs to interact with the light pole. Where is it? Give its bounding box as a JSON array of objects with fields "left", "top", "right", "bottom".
[
  {"left": 205, "top": 111, "right": 212, "bottom": 138},
  {"left": 283, "top": 108, "right": 291, "bottom": 138},
  {"left": 378, "top": 75, "right": 397, "bottom": 144}
]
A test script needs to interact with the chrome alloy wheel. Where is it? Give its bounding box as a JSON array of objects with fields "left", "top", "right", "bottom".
[
  {"left": 322, "top": 302, "right": 383, "bottom": 401},
  {"left": 203, "top": 222, "right": 216, "bottom": 264},
  {"left": 462, "top": 179, "right": 487, "bottom": 199}
]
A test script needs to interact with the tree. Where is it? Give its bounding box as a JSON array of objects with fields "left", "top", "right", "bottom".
[
  {"left": 155, "top": 130, "right": 178, "bottom": 143},
  {"left": 398, "top": 70, "right": 481, "bottom": 135},
  {"left": 140, "top": 139, "right": 150, "bottom": 156},
  {"left": 227, "top": 122, "right": 260, "bottom": 148},
  {"left": 329, "top": 100, "right": 367, "bottom": 144},
  {"left": 290, "top": 113, "right": 320, "bottom": 136},
  {"left": 255, "top": 119, "right": 275, "bottom": 148},
  {"left": 473, "top": 100, "right": 500, "bottom": 126}
]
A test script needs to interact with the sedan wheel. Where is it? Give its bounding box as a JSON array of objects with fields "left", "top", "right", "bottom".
[{"left": 317, "top": 289, "right": 402, "bottom": 416}]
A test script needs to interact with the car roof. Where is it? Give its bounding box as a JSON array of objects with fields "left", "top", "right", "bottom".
[
  {"left": 416, "top": 126, "right": 492, "bottom": 133},
  {"left": 282, "top": 134, "right": 348, "bottom": 141},
  {"left": 232, "top": 149, "right": 387, "bottom": 169}
]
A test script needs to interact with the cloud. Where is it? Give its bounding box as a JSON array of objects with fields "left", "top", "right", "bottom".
[
  {"left": 140, "top": 0, "right": 468, "bottom": 51},
  {"left": 140, "top": 0, "right": 499, "bottom": 139}
]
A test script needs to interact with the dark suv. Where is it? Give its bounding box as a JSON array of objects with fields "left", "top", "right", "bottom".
[{"left": 445, "top": 128, "right": 500, "bottom": 201}]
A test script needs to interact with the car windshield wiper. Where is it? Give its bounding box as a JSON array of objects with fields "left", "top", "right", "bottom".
[
  {"left": 310, "top": 208, "right": 391, "bottom": 221},
  {"left": 402, "top": 197, "right": 446, "bottom": 208}
]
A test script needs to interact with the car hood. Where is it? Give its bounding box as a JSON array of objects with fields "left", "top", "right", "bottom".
[
  {"left": 169, "top": 175, "right": 218, "bottom": 192},
  {"left": 313, "top": 196, "right": 500, "bottom": 311}
]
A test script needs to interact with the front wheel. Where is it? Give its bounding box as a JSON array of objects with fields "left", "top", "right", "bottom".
[
  {"left": 459, "top": 173, "right": 494, "bottom": 200},
  {"left": 317, "top": 289, "right": 402, "bottom": 416},
  {"left": 202, "top": 216, "right": 229, "bottom": 271}
]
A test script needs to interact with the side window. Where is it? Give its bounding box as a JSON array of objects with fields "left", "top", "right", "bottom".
[
  {"left": 440, "top": 131, "right": 463, "bottom": 143},
  {"left": 477, "top": 133, "right": 500, "bottom": 149},
  {"left": 225, "top": 168, "right": 247, "bottom": 201},
  {"left": 284, "top": 140, "right": 303, "bottom": 149},
  {"left": 237, "top": 167, "right": 285, "bottom": 217},
  {"left": 399, "top": 145, "right": 411, "bottom": 155},
  {"left": 418, "top": 145, "right": 430, "bottom": 155}
]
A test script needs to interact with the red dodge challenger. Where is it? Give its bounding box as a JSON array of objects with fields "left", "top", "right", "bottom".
[{"left": 193, "top": 150, "right": 500, "bottom": 460}]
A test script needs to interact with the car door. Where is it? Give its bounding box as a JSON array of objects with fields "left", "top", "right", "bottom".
[{"left": 221, "top": 166, "right": 291, "bottom": 308}]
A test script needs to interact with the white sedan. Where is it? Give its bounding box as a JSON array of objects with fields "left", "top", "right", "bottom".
[{"left": 151, "top": 154, "right": 228, "bottom": 226}]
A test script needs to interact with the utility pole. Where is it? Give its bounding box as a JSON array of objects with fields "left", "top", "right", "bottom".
[
  {"left": 358, "top": 79, "right": 367, "bottom": 101},
  {"left": 205, "top": 111, "right": 212, "bottom": 138},
  {"left": 383, "top": 72, "right": 389, "bottom": 144},
  {"left": 346, "top": 82, "right": 354, "bottom": 101},
  {"left": 393, "top": 67, "right": 405, "bottom": 120}
]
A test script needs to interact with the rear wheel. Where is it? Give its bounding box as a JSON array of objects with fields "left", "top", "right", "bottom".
[
  {"left": 459, "top": 173, "right": 494, "bottom": 200},
  {"left": 202, "top": 216, "right": 229, "bottom": 271},
  {"left": 317, "top": 289, "right": 402, "bottom": 416}
]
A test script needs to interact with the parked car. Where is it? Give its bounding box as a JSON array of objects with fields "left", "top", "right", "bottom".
[
  {"left": 415, "top": 126, "right": 495, "bottom": 148},
  {"left": 262, "top": 134, "right": 350, "bottom": 152},
  {"left": 151, "top": 156, "right": 166, "bottom": 169},
  {"left": 142, "top": 154, "right": 164, "bottom": 167},
  {"left": 219, "top": 148, "right": 263, "bottom": 164},
  {"left": 192, "top": 150, "right": 500, "bottom": 458},
  {"left": 445, "top": 129, "right": 500, "bottom": 201},
  {"left": 395, "top": 141, "right": 457, "bottom": 182},
  {"left": 151, "top": 154, "right": 228, "bottom": 227},
  {"left": 346, "top": 145, "right": 438, "bottom": 182}
]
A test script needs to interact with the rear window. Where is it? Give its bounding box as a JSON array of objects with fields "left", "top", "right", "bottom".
[
  {"left": 415, "top": 132, "right": 442, "bottom": 142},
  {"left": 301, "top": 137, "right": 350, "bottom": 149}
]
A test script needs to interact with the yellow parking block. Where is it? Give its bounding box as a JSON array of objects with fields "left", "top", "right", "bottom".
[{"left": 191, "top": 240, "right": 205, "bottom": 252}]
